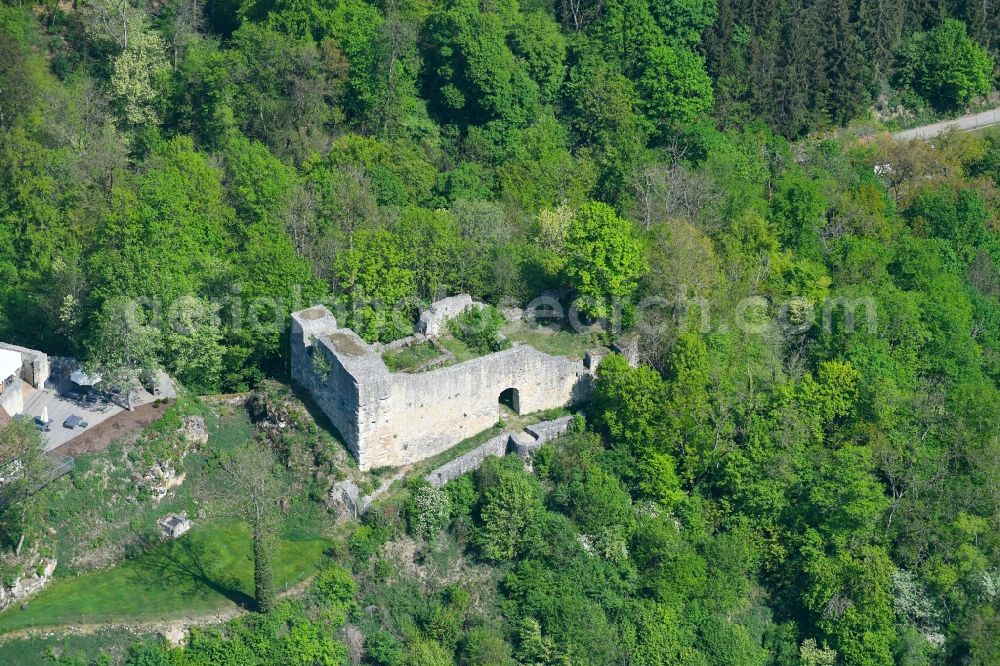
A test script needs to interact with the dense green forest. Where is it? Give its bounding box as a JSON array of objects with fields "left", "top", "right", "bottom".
[{"left": 2, "top": 0, "right": 1000, "bottom": 663}]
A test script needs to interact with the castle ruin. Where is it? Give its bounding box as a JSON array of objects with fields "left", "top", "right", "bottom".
[{"left": 290, "top": 298, "right": 603, "bottom": 470}]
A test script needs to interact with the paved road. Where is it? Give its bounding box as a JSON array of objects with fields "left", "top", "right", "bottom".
[{"left": 893, "top": 107, "right": 1000, "bottom": 141}]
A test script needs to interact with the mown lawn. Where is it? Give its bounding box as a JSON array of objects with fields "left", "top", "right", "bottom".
[{"left": 0, "top": 523, "right": 331, "bottom": 633}]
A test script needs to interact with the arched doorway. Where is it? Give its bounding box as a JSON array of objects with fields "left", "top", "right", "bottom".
[{"left": 499, "top": 387, "right": 520, "bottom": 415}]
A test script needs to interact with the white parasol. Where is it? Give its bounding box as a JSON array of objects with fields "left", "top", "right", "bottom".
[{"left": 70, "top": 370, "right": 102, "bottom": 386}]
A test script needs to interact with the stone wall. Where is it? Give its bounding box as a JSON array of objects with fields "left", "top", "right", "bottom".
[
  {"left": 0, "top": 342, "right": 50, "bottom": 389},
  {"left": 425, "top": 433, "right": 512, "bottom": 487},
  {"left": 424, "top": 415, "right": 577, "bottom": 487},
  {"left": 290, "top": 308, "right": 366, "bottom": 461},
  {"left": 417, "top": 294, "right": 482, "bottom": 337},
  {"left": 0, "top": 378, "right": 23, "bottom": 418},
  {"left": 370, "top": 345, "right": 588, "bottom": 468},
  {"left": 291, "top": 301, "right": 598, "bottom": 471},
  {"left": 524, "top": 415, "right": 574, "bottom": 448},
  {"left": 380, "top": 333, "right": 427, "bottom": 353}
]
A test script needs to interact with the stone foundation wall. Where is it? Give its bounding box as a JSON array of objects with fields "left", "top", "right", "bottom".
[
  {"left": 424, "top": 415, "right": 577, "bottom": 487},
  {"left": 425, "top": 433, "right": 512, "bottom": 487},
  {"left": 0, "top": 342, "right": 50, "bottom": 389},
  {"left": 0, "top": 378, "right": 23, "bottom": 418}
]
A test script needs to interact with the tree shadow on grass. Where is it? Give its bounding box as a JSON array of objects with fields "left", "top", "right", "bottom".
[{"left": 127, "top": 534, "right": 254, "bottom": 609}]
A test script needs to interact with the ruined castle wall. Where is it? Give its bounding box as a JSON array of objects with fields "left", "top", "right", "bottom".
[
  {"left": 291, "top": 305, "right": 595, "bottom": 470},
  {"left": 290, "top": 309, "right": 364, "bottom": 458},
  {"left": 365, "top": 345, "right": 587, "bottom": 467},
  {"left": 417, "top": 294, "right": 482, "bottom": 337},
  {"left": 424, "top": 432, "right": 513, "bottom": 487}
]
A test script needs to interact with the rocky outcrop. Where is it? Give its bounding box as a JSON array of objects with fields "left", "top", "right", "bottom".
[
  {"left": 179, "top": 416, "right": 209, "bottom": 447},
  {"left": 139, "top": 461, "right": 186, "bottom": 502},
  {"left": 329, "top": 480, "right": 364, "bottom": 520},
  {"left": 0, "top": 556, "right": 56, "bottom": 613},
  {"left": 329, "top": 468, "right": 406, "bottom": 521}
]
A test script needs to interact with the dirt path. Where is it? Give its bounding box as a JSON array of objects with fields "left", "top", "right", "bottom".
[
  {"left": 0, "top": 576, "right": 317, "bottom": 645},
  {"left": 0, "top": 607, "right": 246, "bottom": 645}
]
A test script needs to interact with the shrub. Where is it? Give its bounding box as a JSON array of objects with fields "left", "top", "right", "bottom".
[
  {"left": 314, "top": 565, "right": 356, "bottom": 606},
  {"left": 474, "top": 464, "right": 544, "bottom": 561},
  {"left": 449, "top": 305, "right": 509, "bottom": 355},
  {"left": 407, "top": 486, "right": 452, "bottom": 541},
  {"left": 444, "top": 475, "right": 479, "bottom": 521},
  {"left": 366, "top": 628, "right": 405, "bottom": 666},
  {"left": 461, "top": 626, "right": 514, "bottom": 665}
]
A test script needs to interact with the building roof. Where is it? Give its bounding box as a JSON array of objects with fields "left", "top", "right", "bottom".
[{"left": 0, "top": 349, "right": 20, "bottom": 381}]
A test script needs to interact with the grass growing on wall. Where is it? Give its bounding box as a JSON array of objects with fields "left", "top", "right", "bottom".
[
  {"left": 437, "top": 335, "right": 478, "bottom": 363},
  {"left": 502, "top": 320, "right": 605, "bottom": 360},
  {"left": 382, "top": 342, "right": 443, "bottom": 372}
]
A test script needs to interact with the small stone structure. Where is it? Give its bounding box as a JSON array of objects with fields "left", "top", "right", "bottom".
[
  {"left": 417, "top": 294, "right": 483, "bottom": 337},
  {"left": 0, "top": 342, "right": 50, "bottom": 390},
  {"left": 159, "top": 513, "right": 192, "bottom": 539},
  {"left": 292, "top": 297, "right": 600, "bottom": 470},
  {"left": 0, "top": 342, "right": 49, "bottom": 420}
]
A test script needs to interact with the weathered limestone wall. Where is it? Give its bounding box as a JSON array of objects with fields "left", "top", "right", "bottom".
[
  {"left": 0, "top": 342, "right": 50, "bottom": 389},
  {"left": 290, "top": 308, "right": 365, "bottom": 459},
  {"left": 425, "top": 433, "right": 512, "bottom": 487},
  {"left": 417, "top": 294, "right": 482, "bottom": 337},
  {"left": 370, "top": 346, "right": 588, "bottom": 468},
  {"left": 291, "top": 303, "right": 596, "bottom": 471},
  {"left": 424, "top": 415, "right": 577, "bottom": 487},
  {"left": 0, "top": 378, "right": 24, "bottom": 417}
]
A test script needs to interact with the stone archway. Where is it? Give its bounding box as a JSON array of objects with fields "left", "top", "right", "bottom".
[{"left": 498, "top": 387, "right": 520, "bottom": 415}]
